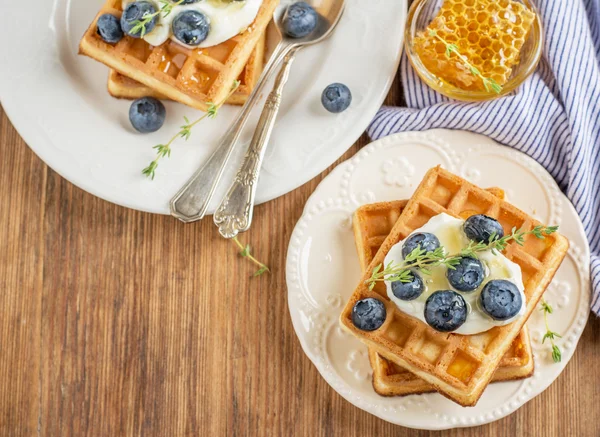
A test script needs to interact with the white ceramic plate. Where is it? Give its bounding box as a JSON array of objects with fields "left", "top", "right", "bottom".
[
  {"left": 0, "top": 0, "right": 406, "bottom": 215},
  {"left": 285, "top": 130, "right": 590, "bottom": 430}
]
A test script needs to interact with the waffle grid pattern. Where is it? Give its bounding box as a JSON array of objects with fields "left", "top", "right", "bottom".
[
  {"left": 107, "top": 30, "right": 267, "bottom": 105},
  {"left": 80, "top": 0, "right": 277, "bottom": 110},
  {"left": 414, "top": 0, "right": 535, "bottom": 90},
  {"left": 341, "top": 167, "right": 569, "bottom": 406},
  {"left": 353, "top": 198, "right": 534, "bottom": 397}
]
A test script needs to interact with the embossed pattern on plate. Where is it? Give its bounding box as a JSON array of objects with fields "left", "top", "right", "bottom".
[{"left": 285, "top": 129, "right": 590, "bottom": 430}]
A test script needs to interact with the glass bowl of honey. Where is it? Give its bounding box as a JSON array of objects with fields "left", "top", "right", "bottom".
[{"left": 405, "top": 0, "right": 543, "bottom": 101}]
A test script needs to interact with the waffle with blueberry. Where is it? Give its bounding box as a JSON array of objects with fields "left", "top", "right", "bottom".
[
  {"left": 79, "top": 0, "right": 278, "bottom": 111},
  {"left": 106, "top": 31, "right": 266, "bottom": 105},
  {"left": 353, "top": 196, "right": 534, "bottom": 397},
  {"left": 340, "top": 166, "right": 569, "bottom": 406}
]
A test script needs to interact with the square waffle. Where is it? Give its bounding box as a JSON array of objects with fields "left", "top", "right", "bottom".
[
  {"left": 79, "top": 0, "right": 278, "bottom": 110},
  {"left": 340, "top": 166, "right": 569, "bottom": 406},
  {"left": 106, "top": 30, "right": 267, "bottom": 105},
  {"left": 353, "top": 196, "right": 534, "bottom": 397}
]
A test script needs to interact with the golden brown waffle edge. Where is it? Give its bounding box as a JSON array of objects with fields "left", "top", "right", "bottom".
[{"left": 341, "top": 166, "right": 568, "bottom": 406}]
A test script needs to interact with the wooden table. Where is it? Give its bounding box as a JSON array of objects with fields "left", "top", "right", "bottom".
[{"left": 1, "top": 75, "right": 599, "bottom": 437}]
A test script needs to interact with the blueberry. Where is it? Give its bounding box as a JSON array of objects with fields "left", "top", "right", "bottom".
[
  {"left": 464, "top": 214, "right": 504, "bottom": 243},
  {"left": 446, "top": 256, "right": 485, "bottom": 292},
  {"left": 402, "top": 232, "right": 441, "bottom": 259},
  {"left": 321, "top": 83, "right": 352, "bottom": 113},
  {"left": 121, "top": 1, "right": 157, "bottom": 38},
  {"left": 282, "top": 2, "right": 318, "bottom": 38},
  {"left": 391, "top": 272, "right": 424, "bottom": 301},
  {"left": 480, "top": 280, "right": 523, "bottom": 321},
  {"left": 129, "top": 97, "right": 166, "bottom": 133},
  {"left": 351, "top": 298, "right": 386, "bottom": 331},
  {"left": 172, "top": 10, "right": 210, "bottom": 46},
  {"left": 97, "top": 14, "right": 124, "bottom": 44},
  {"left": 424, "top": 290, "right": 467, "bottom": 332}
]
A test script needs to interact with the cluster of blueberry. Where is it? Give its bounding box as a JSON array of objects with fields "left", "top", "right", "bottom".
[
  {"left": 97, "top": 2, "right": 352, "bottom": 132},
  {"left": 352, "top": 215, "right": 524, "bottom": 333},
  {"left": 98, "top": 1, "right": 213, "bottom": 47}
]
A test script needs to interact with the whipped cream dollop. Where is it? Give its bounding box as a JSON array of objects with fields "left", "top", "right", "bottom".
[
  {"left": 384, "top": 213, "right": 526, "bottom": 335},
  {"left": 122, "top": 0, "right": 261, "bottom": 48}
]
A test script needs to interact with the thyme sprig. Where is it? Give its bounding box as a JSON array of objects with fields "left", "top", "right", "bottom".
[
  {"left": 233, "top": 237, "right": 270, "bottom": 277},
  {"left": 142, "top": 80, "right": 240, "bottom": 179},
  {"left": 366, "top": 224, "right": 558, "bottom": 290},
  {"left": 131, "top": 0, "right": 184, "bottom": 37},
  {"left": 428, "top": 30, "right": 503, "bottom": 94},
  {"left": 540, "top": 300, "right": 562, "bottom": 363}
]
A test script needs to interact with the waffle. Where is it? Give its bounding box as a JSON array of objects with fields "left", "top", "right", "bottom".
[
  {"left": 340, "top": 166, "right": 569, "bottom": 406},
  {"left": 414, "top": 0, "right": 535, "bottom": 90},
  {"left": 106, "top": 31, "right": 267, "bottom": 106},
  {"left": 80, "top": 0, "right": 278, "bottom": 111},
  {"left": 353, "top": 195, "right": 534, "bottom": 397}
]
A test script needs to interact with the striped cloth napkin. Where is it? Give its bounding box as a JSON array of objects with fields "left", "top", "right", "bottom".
[{"left": 368, "top": 0, "right": 600, "bottom": 314}]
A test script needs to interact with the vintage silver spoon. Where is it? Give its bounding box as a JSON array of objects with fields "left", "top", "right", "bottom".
[{"left": 212, "top": 0, "right": 346, "bottom": 238}]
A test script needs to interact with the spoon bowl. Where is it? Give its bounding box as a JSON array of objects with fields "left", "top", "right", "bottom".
[{"left": 273, "top": 0, "right": 346, "bottom": 49}]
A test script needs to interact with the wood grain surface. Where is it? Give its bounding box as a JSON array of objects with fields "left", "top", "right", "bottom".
[{"left": 1, "top": 73, "right": 599, "bottom": 437}]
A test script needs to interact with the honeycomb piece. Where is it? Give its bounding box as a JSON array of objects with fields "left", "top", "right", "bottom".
[{"left": 414, "top": 0, "right": 535, "bottom": 91}]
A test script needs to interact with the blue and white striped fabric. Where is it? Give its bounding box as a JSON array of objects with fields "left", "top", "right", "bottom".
[{"left": 368, "top": 0, "right": 600, "bottom": 314}]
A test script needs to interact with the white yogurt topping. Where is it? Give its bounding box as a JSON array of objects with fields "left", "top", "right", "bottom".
[
  {"left": 122, "top": 0, "right": 261, "bottom": 48},
  {"left": 384, "top": 213, "right": 526, "bottom": 335}
]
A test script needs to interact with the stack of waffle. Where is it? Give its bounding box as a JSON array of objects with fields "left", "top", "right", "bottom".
[
  {"left": 341, "top": 167, "right": 568, "bottom": 406},
  {"left": 79, "top": 0, "right": 278, "bottom": 109}
]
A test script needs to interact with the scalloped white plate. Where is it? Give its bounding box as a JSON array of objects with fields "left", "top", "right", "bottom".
[
  {"left": 285, "top": 129, "right": 590, "bottom": 430},
  {"left": 0, "top": 0, "right": 406, "bottom": 214}
]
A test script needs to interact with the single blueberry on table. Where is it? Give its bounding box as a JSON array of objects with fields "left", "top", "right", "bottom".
[
  {"left": 424, "top": 290, "right": 467, "bottom": 332},
  {"left": 282, "top": 2, "right": 318, "bottom": 38},
  {"left": 172, "top": 10, "right": 211, "bottom": 46},
  {"left": 480, "top": 279, "right": 523, "bottom": 321},
  {"left": 121, "top": 1, "right": 157, "bottom": 38},
  {"left": 401, "top": 232, "right": 441, "bottom": 259},
  {"left": 351, "top": 298, "right": 387, "bottom": 331},
  {"left": 97, "top": 14, "right": 124, "bottom": 44},
  {"left": 464, "top": 214, "right": 504, "bottom": 243},
  {"left": 321, "top": 83, "right": 352, "bottom": 113},
  {"left": 391, "top": 272, "right": 424, "bottom": 301},
  {"left": 129, "top": 97, "right": 166, "bottom": 133},
  {"left": 446, "top": 256, "right": 485, "bottom": 292}
]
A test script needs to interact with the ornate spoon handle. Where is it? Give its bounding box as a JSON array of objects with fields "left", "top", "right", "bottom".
[
  {"left": 213, "top": 48, "right": 298, "bottom": 238},
  {"left": 169, "top": 42, "right": 292, "bottom": 223}
]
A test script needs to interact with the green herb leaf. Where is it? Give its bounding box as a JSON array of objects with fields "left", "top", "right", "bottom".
[
  {"left": 254, "top": 266, "right": 269, "bottom": 277},
  {"left": 540, "top": 299, "right": 561, "bottom": 364},
  {"left": 365, "top": 225, "right": 559, "bottom": 291},
  {"left": 141, "top": 80, "right": 241, "bottom": 179},
  {"left": 551, "top": 344, "right": 562, "bottom": 363},
  {"left": 232, "top": 236, "right": 270, "bottom": 278},
  {"left": 240, "top": 244, "right": 251, "bottom": 258}
]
